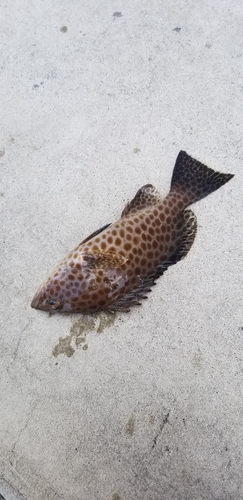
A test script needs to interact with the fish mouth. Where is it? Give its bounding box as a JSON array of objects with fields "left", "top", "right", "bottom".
[
  {"left": 31, "top": 291, "right": 64, "bottom": 312},
  {"left": 31, "top": 294, "right": 39, "bottom": 309},
  {"left": 31, "top": 292, "right": 49, "bottom": 311}
]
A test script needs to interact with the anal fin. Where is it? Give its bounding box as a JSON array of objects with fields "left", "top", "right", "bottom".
[
  {"left": 108, "top": 209, "right": 197, "bottom": 312},
  {"left": 169, "top": 209, "right": 197, "bottom": 264}
]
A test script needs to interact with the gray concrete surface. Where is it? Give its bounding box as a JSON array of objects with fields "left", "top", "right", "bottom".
[
  {"left": 0, "top": 1, "right": 242, "bottom": 499},
  {"left": 0, "top": 478, "right": 26, "bottom": 500}
]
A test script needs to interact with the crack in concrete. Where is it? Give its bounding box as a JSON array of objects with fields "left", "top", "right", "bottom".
[
  {"left": 6, "top": 320, "right": 33, "bottom": 372},
  {"left": 152, "top": 411, "right": 170, "bottom": 449},
  {"left": 10, "top": 403, "right": 37, "bottom": 461}
]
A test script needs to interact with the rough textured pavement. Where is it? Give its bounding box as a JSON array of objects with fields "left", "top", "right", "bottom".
[{"left": 0, "top": 1, "right": 242, "bottom": 499}]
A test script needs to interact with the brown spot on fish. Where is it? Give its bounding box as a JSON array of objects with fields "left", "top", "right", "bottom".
[{"left": 31, "top": 151, "right": 234, "bottom": 313}]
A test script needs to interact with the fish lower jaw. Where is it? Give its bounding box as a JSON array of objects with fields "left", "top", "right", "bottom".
[
  {"left": 31, "top": 295, "right": 47, "bottom": 311},
  {"left": 30, "top": 290, "right": 52, "bottom": 311}
]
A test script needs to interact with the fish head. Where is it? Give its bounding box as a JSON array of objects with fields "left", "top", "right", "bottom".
[
  {"left": 31, "top": 289, "right": 64, "bottom": 312},
  {"left": 31, "top": 266, "right": 76, "bottom": 313},
  {"left": 31, "top": 252, "right": 128, "bottom": 313}
]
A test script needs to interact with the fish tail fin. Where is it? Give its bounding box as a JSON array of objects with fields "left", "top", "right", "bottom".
[{"left": 170, "top": 151, "right": 234, "bottom": 206}]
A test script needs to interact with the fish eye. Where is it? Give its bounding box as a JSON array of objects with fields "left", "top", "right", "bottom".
[{"left": 49, "top": 299, "right": 61, "bottom": 310}]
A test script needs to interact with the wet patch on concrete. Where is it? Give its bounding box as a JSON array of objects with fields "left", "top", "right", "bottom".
[
  {"left": 191, "top": 349, "right": 203, "bottom": 370},
  {"left": 52, "top": 312, "right": 116, "bottom": 357},
  {"left": 149, "top": 415, "right": 155, "bottom": 425},
  {"left": 125, "top": 415, "right": 135, "bottom": 436}
]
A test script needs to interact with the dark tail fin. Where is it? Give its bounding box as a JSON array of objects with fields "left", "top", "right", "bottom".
[{"left": 170, "top": 151, "right": 234, "bottom": 205}]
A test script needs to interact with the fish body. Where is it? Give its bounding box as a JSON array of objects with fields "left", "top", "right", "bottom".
[{"left": 31, "top": 151, "right": 234, "bottom": 313}]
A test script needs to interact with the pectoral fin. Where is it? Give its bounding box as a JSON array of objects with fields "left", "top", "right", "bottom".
[{"left": 80, "top": 251, "right": 128, "bottom": 270}]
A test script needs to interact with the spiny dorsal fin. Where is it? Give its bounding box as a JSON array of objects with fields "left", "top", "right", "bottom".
[
  {"left": 121, "top": 184, "right": 161, "bottom": 217},
  {"left": 79, "top": 223, "right": 111, "bottom": 245},
  {"left": 108, "top": 209, "right": 197, "bottom": 312}
]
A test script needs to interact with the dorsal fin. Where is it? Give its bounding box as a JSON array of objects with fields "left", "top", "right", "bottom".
[
  {"left": 79, "top": 223, "right": 111, "bottom": 245},
  {"left": 121, "top": 184, "right": 161, "bottom": 217}
]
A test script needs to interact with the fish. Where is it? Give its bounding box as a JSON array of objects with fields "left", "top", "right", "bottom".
[{"left": 31, "top": 151, "right": 234, "bottom": 313}]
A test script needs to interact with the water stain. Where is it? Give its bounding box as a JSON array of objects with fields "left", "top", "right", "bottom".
[
  {"left": 112, "top": 494, "right": 121, "bottom": 500},
  {"left": 76, "top": 336, "right": 86, "bottom": 346},
  {"left": 71, "top": 315, "right": 96, "bottom": 340},
  {"left": 113, "top": 12, "right": 122, "bottom": 17},
  {"left": 52, "top": 335, "right": 75, "bottom": 358},
  {"left": 133, "top": 148, "right": 140, "bottom": 154},
  {"left": 60, "top": 25, "right": 68, "bottom": 33},
  {"left": 52, "top": 312, "right": 116, "bottom": 357},
  {"left": 192, "top": 349, "right": 203, "bottom": 369},
  {"left": 149, "top": 415, "right": 155, "bottom": 425},
  {"left": 97, "top": 312, "right": 116, "bottom": 333},
  {"left": 125, "top": 415, "right": 135, "bottom": 436}
]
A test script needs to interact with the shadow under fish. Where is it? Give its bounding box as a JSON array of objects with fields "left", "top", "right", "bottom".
[{"left": 31, "top": 151, "right": 234, "bottom": 313}]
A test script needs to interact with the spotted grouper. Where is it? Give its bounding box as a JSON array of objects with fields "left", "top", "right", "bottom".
[{"left": 31, "top": 151, "right": 233, "bottom": 313}]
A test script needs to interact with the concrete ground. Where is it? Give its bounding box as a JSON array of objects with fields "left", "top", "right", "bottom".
[{"left": 0, "top": 1, "right": 242, "bottom": 499}]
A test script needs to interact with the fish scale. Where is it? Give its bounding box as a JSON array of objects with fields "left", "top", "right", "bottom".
[{"left": 31, "top": 151, "right": 234, "bottom": 313}]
